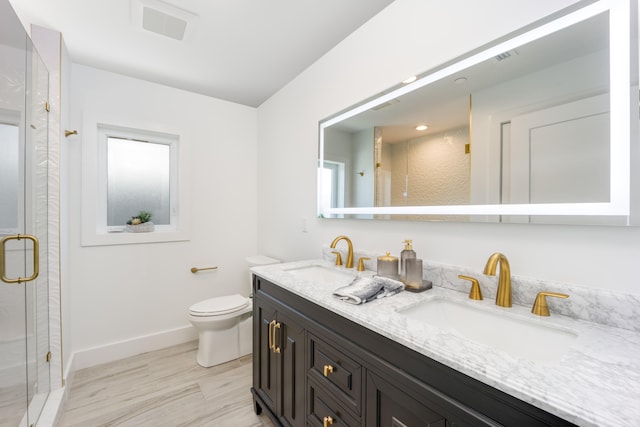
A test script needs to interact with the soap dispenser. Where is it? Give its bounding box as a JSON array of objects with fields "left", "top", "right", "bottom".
[{"left": 400, "top": 240, "right": 416, "bottom": 283}]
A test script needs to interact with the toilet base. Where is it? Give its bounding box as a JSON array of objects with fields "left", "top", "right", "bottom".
[
  {"left": 196, "top": 325, "right": 239, "bottom": 367},
  {"left": 239, "top": 314, "right": 253, "bottom": 357},
  {"left": 191, "top": 311, "right": 253, "bottom": 368}
]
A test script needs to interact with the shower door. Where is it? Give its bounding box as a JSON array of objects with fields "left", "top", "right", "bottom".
[{"left": 0, "top": 2, "right": 51, "bottom": 425}]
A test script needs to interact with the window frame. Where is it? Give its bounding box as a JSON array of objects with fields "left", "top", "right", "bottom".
[
  {"left": 81, "top": 113, "right": 190, "bottom": 246},
  {"left": 99, "top": 125, "right": 177, "bottom": 232}
]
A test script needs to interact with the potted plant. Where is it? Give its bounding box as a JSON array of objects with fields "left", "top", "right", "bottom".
[{"left": 125, "top": 210, "right": 154, "bottom": 232}]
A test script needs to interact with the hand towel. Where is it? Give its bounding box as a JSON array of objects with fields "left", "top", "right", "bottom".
[{"left": 333, "top": 275, "right": 404, "bottom": 305}]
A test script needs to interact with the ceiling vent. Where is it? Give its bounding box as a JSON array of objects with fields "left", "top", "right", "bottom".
[
  {"left": 131, "top": 0, "right": 198, "bottom": 41},
  {"left": 371, "top": 99, "right": 400, "bottom": 111},
  {"left": 494, "top": 49, "right": 519, "bottom": 62}
]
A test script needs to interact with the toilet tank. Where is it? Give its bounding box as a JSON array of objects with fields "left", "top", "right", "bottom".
[{"left": 246, "top": 255, "right": 280, "bottom": 295}]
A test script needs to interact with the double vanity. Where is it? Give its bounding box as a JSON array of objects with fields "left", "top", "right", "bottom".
[
  {"left": 250, "top": 256, "right": 640, "bottom": 427},
  {"left": 251, "top": 2, "right": 640, "bottom": 425}
]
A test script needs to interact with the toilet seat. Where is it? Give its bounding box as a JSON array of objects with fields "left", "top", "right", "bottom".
[{"left": 189, "top": 294, "right": 250, "bottom": 317}]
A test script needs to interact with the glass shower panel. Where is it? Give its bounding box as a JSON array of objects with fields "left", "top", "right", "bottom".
[
  {"left": 25, "top": 43, "right": 51, "bottom": 423},
  {"left": 0, "top": 5, "right": 29, "bottom": 422},
  {"left": 0, "top": 1, "right": 51, "bottom": 424}
]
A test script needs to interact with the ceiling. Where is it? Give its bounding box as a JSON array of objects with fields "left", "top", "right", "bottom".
[{"left": 7, "top": 0, "right": 395, "bottom": 107}]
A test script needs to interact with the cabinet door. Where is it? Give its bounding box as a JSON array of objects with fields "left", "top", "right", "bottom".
[
  {"left": 254, "top": 298, "right": 278, "bottom": 414},
  {"left": 277, "top": 308, "right": 306, "bottom": 427},
  {"left": 366, "top": 372, "right": 446, "bottom": 427}
]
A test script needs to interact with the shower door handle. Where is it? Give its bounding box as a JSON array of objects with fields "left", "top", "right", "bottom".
[{"left": 0, "top": 234, "right": 39, "bottom": 284}]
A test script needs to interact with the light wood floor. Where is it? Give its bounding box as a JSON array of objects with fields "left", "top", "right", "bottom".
[{"left": 58, "top": 341, "right": 275, "bottom": 427}]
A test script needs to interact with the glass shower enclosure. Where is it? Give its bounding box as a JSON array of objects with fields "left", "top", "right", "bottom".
[{"left": 0, "top": 0, "right": 51, "bottom": 425}]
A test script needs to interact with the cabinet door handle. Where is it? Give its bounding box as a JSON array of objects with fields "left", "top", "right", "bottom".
[
  {"left": 268, "top": 320, "right": 276, "bottom": 351},
  {"left": 323, "top": 364, "right": 334, "bottom": 377},
  {"left": 272, "top": 322, "right": 281, "bottom": 353},
  {"left": 323, "top": 416, "right": 334, "bottom": 427}
]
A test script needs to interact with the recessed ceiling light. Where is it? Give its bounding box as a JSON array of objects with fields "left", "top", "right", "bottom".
[
  {"left": 454, "top": 77, "right": 467, "bottom": 84},
  {"left": 402, "top": 76, "right": 417, "bottom": 84},
  {"left": 416, "top": 125, "right": 428, "bottom": 131}
]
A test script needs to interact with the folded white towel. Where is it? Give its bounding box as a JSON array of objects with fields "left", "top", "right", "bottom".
[{"left": 333, "top": 275, "right": 404, "bottom": 305}]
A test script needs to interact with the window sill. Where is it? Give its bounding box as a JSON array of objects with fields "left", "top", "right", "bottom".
[{"left": 81, "top": 227, "right": 189, "bottom": 247}]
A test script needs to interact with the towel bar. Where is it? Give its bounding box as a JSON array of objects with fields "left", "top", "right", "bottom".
[{"left": 190, "top": 266, "right": 218, "bottom": 273}]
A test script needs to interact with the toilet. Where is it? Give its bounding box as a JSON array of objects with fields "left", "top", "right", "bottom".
[{"left": 188, "top": 255, "right": 280, "bottom": 367}]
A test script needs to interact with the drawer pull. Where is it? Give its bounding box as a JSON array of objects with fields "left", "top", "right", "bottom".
[
  {"left": 323, "top": 364, "right": 334, "bottom": 377},
  {"left": 323, "top": 416, "right": 334, "bottom": 427}
]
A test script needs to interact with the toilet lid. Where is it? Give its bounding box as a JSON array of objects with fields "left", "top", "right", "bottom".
[{"left": 189, "top": 294, "right": 249, "bottom": 316}]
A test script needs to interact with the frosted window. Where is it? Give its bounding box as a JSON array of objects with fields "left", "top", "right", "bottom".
[
  {"left": 0, "top": 123, "right": 19, "bottom": 232},
  {"left": 107, "top": 137, "right": 170, "bottom": 226}
]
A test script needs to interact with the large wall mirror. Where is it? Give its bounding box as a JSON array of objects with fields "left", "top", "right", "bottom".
[{"left": 318, "top": 0, "right": 638, "bottom": 225}]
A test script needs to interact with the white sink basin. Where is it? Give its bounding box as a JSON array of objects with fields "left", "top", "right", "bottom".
[
  {"left": 398, "top": 298, "right": 578, "bottom": 364},
  {"left": 284, "top": 265, "right": 356, "bottom": 286}
]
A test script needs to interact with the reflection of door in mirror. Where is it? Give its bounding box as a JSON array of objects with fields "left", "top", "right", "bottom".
[
  {"left": 472, "top": 18, "right": 610, "bottom": 214},
  {"left": 508, "top": 94, "right": 609, "bottom": 205},
  {"left": 504, "top": 93, "right": 613, "bottom": 224}
]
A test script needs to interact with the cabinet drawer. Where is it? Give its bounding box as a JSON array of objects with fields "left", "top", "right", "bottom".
[
  {"left": 308, "top": 334, "right": 362, "bottom": 415},
  {"left": 366, "top": 372, "right": 447, "bottom": 427},
  {"left": 308, "top": 377, "right": 360, "bottom": 427}
]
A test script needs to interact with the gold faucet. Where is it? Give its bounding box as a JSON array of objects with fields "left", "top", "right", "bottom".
[
  {"left": 330, "top": 235, "right": 354, "bottom": 268},
  {"left": 483, "top": 252, "right": 512, "bottom": 307}
]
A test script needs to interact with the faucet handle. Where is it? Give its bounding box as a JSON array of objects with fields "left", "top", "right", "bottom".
[
  {"left": 531, "top": 291, "right": 569, "bottom": 317},
  {"left": 331, "top": 251, "right": 343, "bottom": 266},
  {"left": 357, "top": 257, "right": 370, "bottom": 271},
  {"left": 458, "top": 275, "right": 483, "bottom": 300}
]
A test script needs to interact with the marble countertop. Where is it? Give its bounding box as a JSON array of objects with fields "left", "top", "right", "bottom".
[{"left": 252, "top": 259, "right": 640, "bottom": 427}]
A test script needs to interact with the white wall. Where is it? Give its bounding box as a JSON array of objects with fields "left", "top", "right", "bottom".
[
  {"left": 68, "top": 65, "right": 258, "bottom": 367},
  {"left": 257, "top": 0, "right": 640, "bottom": 295}
]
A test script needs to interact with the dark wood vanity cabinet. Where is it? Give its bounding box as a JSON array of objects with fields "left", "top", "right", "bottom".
[
  {"left": 253, "top": 292, "right": 306, "bottom": 427},
  {"left": 251, "top": 275, "right": 576, "bottom": 427}
]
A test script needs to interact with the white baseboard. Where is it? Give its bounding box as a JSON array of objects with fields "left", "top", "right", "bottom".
[{"left": 71, "top": 325, "right": 197, "bottom": 371}]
